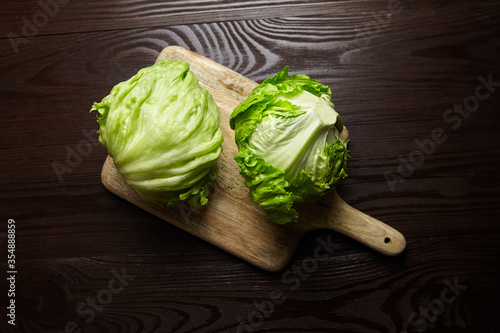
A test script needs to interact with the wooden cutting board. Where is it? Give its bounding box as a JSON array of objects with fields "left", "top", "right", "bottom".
[{"left": 101, "top": 46, "right": 406, "bottom": 272}]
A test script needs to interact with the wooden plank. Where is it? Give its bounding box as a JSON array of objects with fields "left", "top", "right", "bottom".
[
  {"left": 0, "top": 0, "right": 390, "bottom": 36},
  {"left": 11, "top": 232, "right": 500, "bottom": 332}
]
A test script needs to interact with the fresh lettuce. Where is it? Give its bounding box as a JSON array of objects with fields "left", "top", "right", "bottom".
[
  {"left": 229, "top": 66, "right": 349, "bottom": 224},
  {"left": 91, "top": 60, "right": 223, "bottom": 209}
]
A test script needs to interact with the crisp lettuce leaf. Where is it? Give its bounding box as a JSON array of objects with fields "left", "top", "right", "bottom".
[
  {"left": 91, "top": 60, "right": 223, "bottom": 208},
  {"left": 230, "top": 66, "right": 349, "bottom": 224}
]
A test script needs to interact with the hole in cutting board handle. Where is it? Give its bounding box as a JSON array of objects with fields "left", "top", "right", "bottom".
[{"left": 384, "top": 237, "right": 391, "bottom": 244}]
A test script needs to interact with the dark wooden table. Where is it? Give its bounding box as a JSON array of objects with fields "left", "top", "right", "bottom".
[{"left": 1, "top": 1, "right": 500, "bottom": 332}]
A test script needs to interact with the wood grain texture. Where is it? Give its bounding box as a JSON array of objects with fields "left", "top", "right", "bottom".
[
  {"left": 1, "top": 0, "right": 500, "bottom": 332},
  {"left": 0, "top": 0, "right": 392, "bottom": 37}
]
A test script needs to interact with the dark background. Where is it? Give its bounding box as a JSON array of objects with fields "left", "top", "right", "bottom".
[{"left": 1, "top": 1, "right": 500, "bottom": 332}]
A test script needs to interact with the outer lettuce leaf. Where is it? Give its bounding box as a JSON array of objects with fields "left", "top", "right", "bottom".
[
  {"left": 91, "top": 60, "right": 223, "bottom": 208},
  {"left": 235, "top": 149, "right": 298, "bottom": 225},
  {"left": 230, "top": 66, "right": 349, "bottom": 224}
]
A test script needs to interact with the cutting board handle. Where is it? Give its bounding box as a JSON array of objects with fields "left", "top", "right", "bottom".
[{"left": 322, "top": 191, "right": 406, "bottom": 256}]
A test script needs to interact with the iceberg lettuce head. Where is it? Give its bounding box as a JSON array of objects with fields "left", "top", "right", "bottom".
[
  {"left": 92, "top": 60, "right": 223, "bottom": 209},
  {"left": 229, "top": 66, "right": 349, "bottom": 224}
]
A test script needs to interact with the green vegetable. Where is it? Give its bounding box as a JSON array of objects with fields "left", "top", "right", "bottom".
[
  {"left": 229, "top": 66, "right": 349, "bottom": 224},
  {"left": 91, "top": 60, "right": 223, "bottom": 209}
]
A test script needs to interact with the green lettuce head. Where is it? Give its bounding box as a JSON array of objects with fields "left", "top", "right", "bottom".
[
  {"left": 91, "top": 60, "right": 223, "bottom": 209},
  {"left": 229, "top": 66, "right": 349, "bottom": 224}
]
